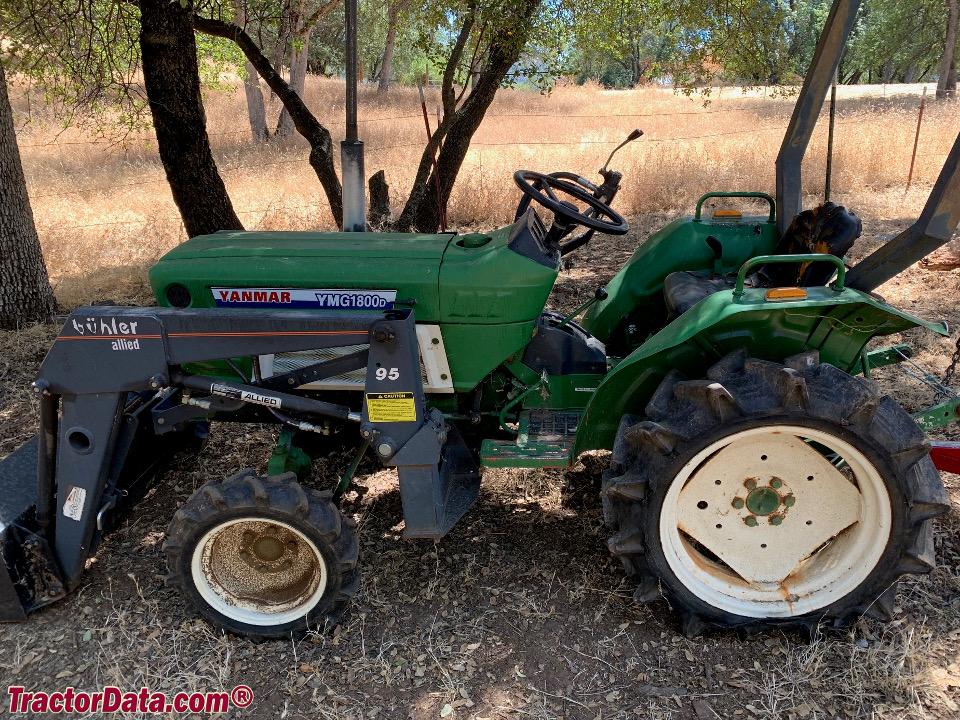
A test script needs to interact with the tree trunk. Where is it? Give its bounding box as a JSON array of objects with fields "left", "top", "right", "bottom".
[
  {"left": 394, "top": 0, "right": 541, "bottom": 233},
  {"left": 0, "top": 61, "right": 56, "bottom": 328},
  {"left": 277, "top": 23, "right": 313, "bottom": 138},
  {"left": 195, "top": 14, "right": 343, "bottom": 228},
  {"left": 368, "top": 170, "right": 392, "bottom": 227},
  {"left": 938, "top": 0, "right": 959, "bottom": 99},
  {"left": 270, "top": 1, "right": 293, "bottom": 101},
  {"left": 234, "top": 2, "right": 268, "bottom": 143},
  {"left": 378, "top": 3, "right": 399, "bottom": 93},
  {"left": 140, "top": 0, "right": 243, "bottom": 237},
  {"left": 882, "top": 59, "right": 893, "bottom": 84},
  {"left": 244, "top": 62, "right": 269, "bottom": 142}
]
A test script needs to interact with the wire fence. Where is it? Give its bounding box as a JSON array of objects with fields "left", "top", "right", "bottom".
[{"left": 22, "top": 88, "right": 958, "bottom": 233}]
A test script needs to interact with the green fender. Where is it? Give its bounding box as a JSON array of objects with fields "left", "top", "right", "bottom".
[{"left": 573, "top": 285, "right": 947, "bottom": 454}]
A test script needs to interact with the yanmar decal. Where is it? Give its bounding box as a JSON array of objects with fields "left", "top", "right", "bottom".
[{"left": 212, "top": 287, "right": 397, "bottom": 310}]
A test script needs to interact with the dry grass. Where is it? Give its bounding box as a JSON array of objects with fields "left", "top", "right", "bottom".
[
  {"left": 9, "top": 76, "right": 959, "bottom": 308},
  {"left": 2, "top": 78, "right": 960, "bottom": 719}
]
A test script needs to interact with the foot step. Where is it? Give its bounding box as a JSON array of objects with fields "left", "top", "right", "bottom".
[
  {"left": 481, "top": 410, "right": 581, "bottom": 468},
  {"left": 480, "top": 439, "right": 574, "bottom": 468}
]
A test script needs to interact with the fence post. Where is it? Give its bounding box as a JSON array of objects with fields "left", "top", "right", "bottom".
[
  {"left": 906, "top": 86, "right": 928, "bottom": 193},
  {"left": 825, "top": 69, "right": 838, "bottom": 202}
]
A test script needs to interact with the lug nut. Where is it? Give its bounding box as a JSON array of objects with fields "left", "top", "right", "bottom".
[
  {"left": 770, "top": 515, "right": 783, "bottom": 526},
  {"left": 744, "top": 516, "right": 758, "bottom": 527},
  {"left": 783, "top": 494, "right": 795, "bottom": 507},
  {"left": 771, "top": 478, "right": 783, "bottom": 489},
  {"left": 732, "top": 498, "right": 745, "bottom": 510},
  {"left": 744, "top": 478, "right": 757, "bottom": 490}
]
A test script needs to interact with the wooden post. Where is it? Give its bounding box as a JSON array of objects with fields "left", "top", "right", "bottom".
[
  {"left": 906, "top": 86, "right": 928, "bottom": 193},
  {"left": 825, "top": 69, "right": 838, "bottom": 202}
]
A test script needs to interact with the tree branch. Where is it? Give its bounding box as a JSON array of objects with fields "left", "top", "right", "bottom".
[
  {"left": 194, "top": 13, "right": 343, "bottom": 227},
  {"left": 304, "top": 0, "right": 339, "bottom": 30},
  {"left": 441, "top": 6, "right": 475, "bottom": 117}
]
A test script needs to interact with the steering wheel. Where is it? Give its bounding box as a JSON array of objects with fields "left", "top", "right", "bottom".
[{"left": 513, "top": 170, "right": 628, "bottom": 236}]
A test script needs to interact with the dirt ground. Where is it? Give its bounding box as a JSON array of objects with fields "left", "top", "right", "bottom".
[{"left": 1, "top": 210, "right": 959, "bottom": 720}]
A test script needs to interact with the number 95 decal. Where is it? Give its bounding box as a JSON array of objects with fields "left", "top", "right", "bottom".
[{"left": 375, "top": 367, "right": 400, "bottom": 381}]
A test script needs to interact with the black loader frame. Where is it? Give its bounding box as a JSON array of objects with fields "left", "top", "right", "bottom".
[{"left": 0, "top": 307, "right": 479, "bottom": 620}]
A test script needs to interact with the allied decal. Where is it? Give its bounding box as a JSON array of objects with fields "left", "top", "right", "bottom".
[
  {"left": 212, "top": 287, "right": 397, "bottom": 310},
  {"left": 240, "top": 390, "right": 282, "bottom": 408},
  {"left": 111, "top": 338, "right": 141, "bottom": 351},
  {"left": 209, "top": 383, "right": 283, "bottom": 409}
]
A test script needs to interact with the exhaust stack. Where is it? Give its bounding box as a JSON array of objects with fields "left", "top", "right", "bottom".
[{"left": 341, "top": 0, "right": 366, "bottom": 231}]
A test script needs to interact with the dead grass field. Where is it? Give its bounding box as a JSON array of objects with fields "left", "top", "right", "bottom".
[
  {"left": 1, "top": 79, "right": 960, "bottom": 720},
  {"left": 8, "top": 76, "right": 958, "bottom": 307}
]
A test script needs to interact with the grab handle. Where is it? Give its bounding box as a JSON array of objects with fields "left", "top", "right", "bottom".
[
  {"left": 733, "top": 254, "right": 846, "bottom": 298},
  {"left": 694, "top": 192, "right": 776, "bottom": 223}
]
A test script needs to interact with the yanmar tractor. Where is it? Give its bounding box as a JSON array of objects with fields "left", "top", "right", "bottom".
[{"left": 2, "top": 0, "right": 960, "bottom": 639}]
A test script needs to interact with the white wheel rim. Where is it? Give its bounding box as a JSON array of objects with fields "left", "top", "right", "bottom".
[
  {"left": 659, "top": 425, "right": 892, "bottom": 618},
  {"left": 191, "top": 518, "right": 328, "bottom": 627}
]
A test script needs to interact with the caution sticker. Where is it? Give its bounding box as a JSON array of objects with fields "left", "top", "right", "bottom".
[{"left": 366, "top": 392, "right": 417, "bottom": 423}]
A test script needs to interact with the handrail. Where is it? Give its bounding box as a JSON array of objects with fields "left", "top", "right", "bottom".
[
  {"left": 733, "top": 254, "right": 846, "bottom": 298},
  {"left": 694, "top": 192, "right": 776, "bottom": 223}
]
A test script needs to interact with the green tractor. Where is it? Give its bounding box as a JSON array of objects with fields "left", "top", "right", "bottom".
[{"left": 1, "top": 0, "right": 958, "bottom": 639}]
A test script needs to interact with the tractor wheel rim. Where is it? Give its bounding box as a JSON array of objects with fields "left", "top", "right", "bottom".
[
  {"left": 659, "top": 425, "right": 891, "bottom": 618},
  {"left": 192, "top": 518, "right": 328, "bottom": 626}
]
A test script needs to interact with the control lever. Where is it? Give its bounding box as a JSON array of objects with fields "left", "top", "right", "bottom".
[
  {"left": 601, "top": 128, "right": 644, "bottom": 173},
  {"left": 706, "top": 235, "right": 723, "bottom": 277}
]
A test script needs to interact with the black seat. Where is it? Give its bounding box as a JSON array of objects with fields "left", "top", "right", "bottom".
[
  {"left": 663, "top": 272, "right": 737, "bottom": 318},
  {"left": 662, "top": 202, "right": 861, "bottom": 320}
]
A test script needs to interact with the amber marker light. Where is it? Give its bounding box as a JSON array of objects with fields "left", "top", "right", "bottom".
[{"left": 765, "top": 288, "right": 808, "bottom": 300}]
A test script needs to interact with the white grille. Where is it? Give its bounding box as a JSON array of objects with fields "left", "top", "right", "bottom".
[{"left": 260, "top": 324, "right": 454, "bottom": 393}]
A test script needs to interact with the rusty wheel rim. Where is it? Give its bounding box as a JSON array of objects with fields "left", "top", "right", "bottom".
[
  {"left": 192, "top": 518, "right": 328, "bottom": 626},
  {"left": 659, "top": 425, "right": 891, "bottom": 618}
]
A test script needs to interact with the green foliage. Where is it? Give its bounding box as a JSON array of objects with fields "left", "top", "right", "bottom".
[
  {"left": 844, "top": 0, "right": 946, "bottom": 83},
  {"left": 1, "top": 0, "right": 251, "bottom": 131},
  {"left": 1, "top": 0, "right": 144, "bottom": 130},
  {"left": 195, "top": 32, "right": 247, "bottom": 91}
]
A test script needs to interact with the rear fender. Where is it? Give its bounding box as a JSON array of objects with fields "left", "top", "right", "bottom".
[
  {"left": 574, "top": 287, "right": 947, "bottom": 454},
  {"left": 581, "top": 213, "right": 779, "bottom": 349}
]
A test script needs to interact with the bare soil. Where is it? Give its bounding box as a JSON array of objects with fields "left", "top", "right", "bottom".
[{"left": 1, "top": 212, "right": 959, "bottom": 720}]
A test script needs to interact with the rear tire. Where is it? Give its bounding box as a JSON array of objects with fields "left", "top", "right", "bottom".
[
  {"left": 603, "top": 348, "right": 950, "bottom": 636},
  {"left": 163, "top": 470, "right": 359, "bottom": 639}
]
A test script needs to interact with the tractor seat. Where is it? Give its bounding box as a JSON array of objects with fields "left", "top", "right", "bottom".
[
  {"left": 662, "top": 202, "right": 861, "bottom": 320},
  {"left": 662, "top": 272, "right": 738, "bottom": 318}
]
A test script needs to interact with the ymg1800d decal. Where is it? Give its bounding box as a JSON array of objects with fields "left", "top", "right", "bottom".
[{"left": 212, "top": 287, "right": 397, "bottom": 310}]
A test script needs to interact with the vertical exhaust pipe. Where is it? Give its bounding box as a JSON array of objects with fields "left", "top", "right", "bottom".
[{"left": 341, "top": 0, "right": 366, "bottom": 231}]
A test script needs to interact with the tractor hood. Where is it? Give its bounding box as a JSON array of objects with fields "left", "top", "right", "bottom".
[
  {"left": 149, "top": 219, "right": 559, "bottom": 337},
  {"left": 149, "top": 230, "right": 454, "bottom": 322},
  {"left": 157, "top": 231, "right": 453, "bottom": 261}
]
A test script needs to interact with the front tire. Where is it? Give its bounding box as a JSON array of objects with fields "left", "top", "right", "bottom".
[
  {"left": 603, "top": 348, "right": 950, "bottom": 636},
  {"left": 163, "top": 470, "right": 359, "bottom": 639}
]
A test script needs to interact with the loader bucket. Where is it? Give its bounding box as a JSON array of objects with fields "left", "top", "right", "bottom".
[{"left": 0, "top": 436, "right": 65, "bottom": 621}]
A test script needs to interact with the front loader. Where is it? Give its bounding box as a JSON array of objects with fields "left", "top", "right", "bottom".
[{"left": 2, "top": 0, "right": 959, "bottom": 638}]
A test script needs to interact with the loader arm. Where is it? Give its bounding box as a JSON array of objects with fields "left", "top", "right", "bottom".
[{"left": 1, "top": 306, "right": 477, "bottom": 620}]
